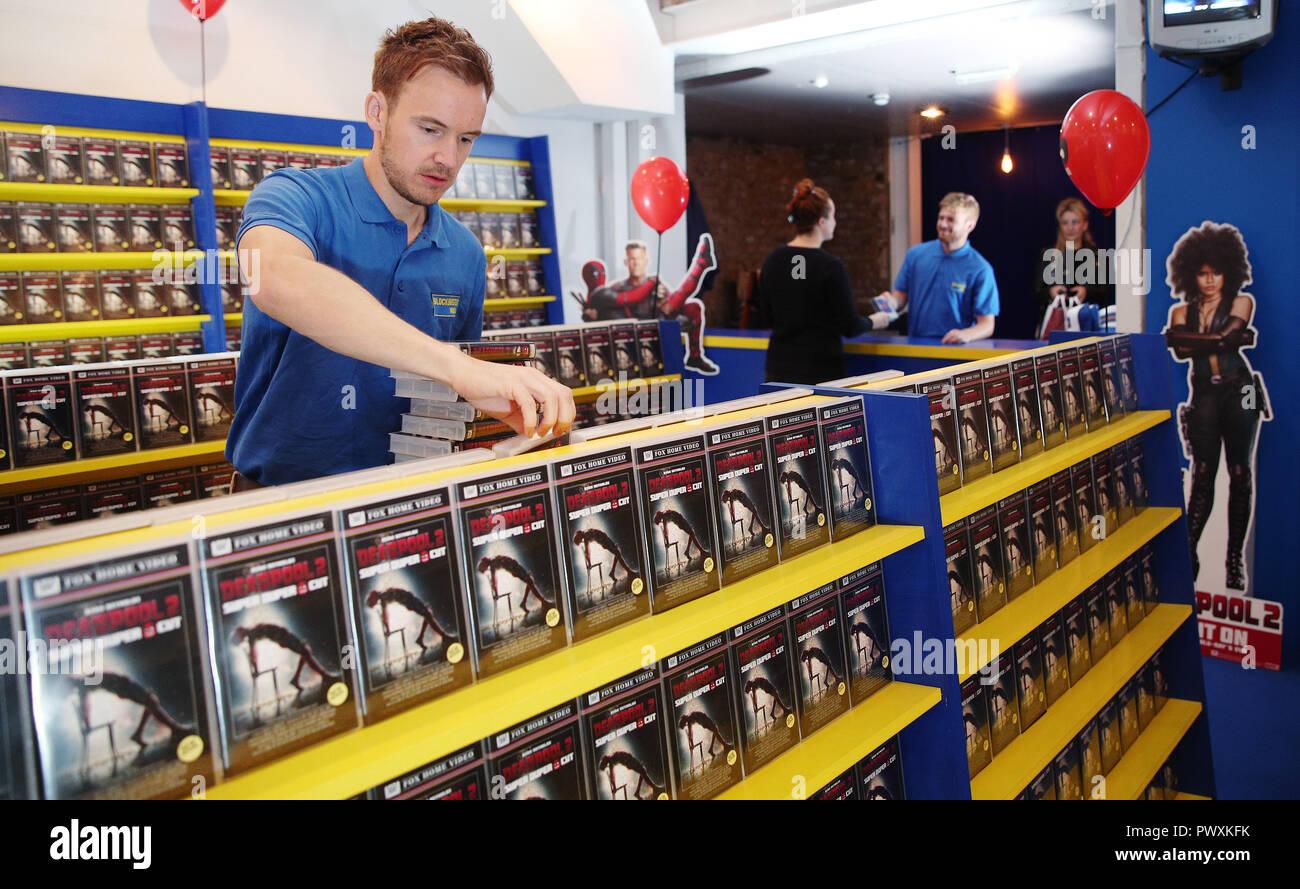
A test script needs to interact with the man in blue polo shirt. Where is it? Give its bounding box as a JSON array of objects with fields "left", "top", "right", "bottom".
[
  {"left": 872, "top": 193, "right": 1000, "bottom": 343},
  {"left": 228, "top": 17, "right": 573, "bottom": 488}
]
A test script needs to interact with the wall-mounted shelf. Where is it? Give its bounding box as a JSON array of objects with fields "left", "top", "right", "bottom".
[
  {"left": 0, "top": 250, "right": 232, "bottom": 272},
  {"left": 483, "top": 295, "right": 555, "bottom": 311},
  {"left": 0, "top": 183, "right": 199, "bottom": 204},
  {"left": 485, "top": 247, "right": 551, "bottom": 259},
  {"left": 0, "top": 313, "right": 243, "bottom": 343}
]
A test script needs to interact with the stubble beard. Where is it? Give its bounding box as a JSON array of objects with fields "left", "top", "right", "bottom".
[{"left": 378, "top": 131, "right": 450, "bottom": 207}]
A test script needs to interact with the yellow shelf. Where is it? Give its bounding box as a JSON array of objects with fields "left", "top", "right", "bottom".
[
  {"left": 213, "top": 191, "right": 547, "bottom": 212},
  {"left": 0, "top": 313, "right": 242, "bottom": 342},
  {"left": 570, "top": 373, "right": 681, "bottom": 402},
  {"left": 441, "top": 198, "right": 545, "bottom": 212},
  {"left": 483, "top": 295, "right": 556, "bottom": 311},
  {"left": 485, "top": 247, "right": 551, "bottom": 258},
  {"left": 1105, "top": 699, "right": 1202, "bottom": 800},
  {"left": 1, "top": 121, "right": 185, "bottom": 143},
  {"left": 957, "top": 507, "right": 1181, "bottom": 681},
  {"left": 940, "top": 410, "right": 1170, "bottom": 526},
  {"left": 0, "top": 250, "right": 232, "bottom": 272},
  {"left": 0, "top": 440, "right": 226, "bottom": 488},
  {"left": 1173, "top": 791, "right": 1211, "bottom": 800},
  {"left": 969, "top": 603, "right": 1192, "bottom": 800},
  {"left": 203, "top": 522, "right": 925, "bottom": 799},
  {"left": 718, "top": 682, "right": 941, "bottom": 800},
  {"left": 0, "top": 183, "right": 199, "bottom": 204},
  {"left": 212, "top": 189, "right": 250, "bottom": 207}
]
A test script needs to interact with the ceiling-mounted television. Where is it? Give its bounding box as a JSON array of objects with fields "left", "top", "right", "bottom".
[{"left": 1149, "top": 0, "right": 1278, "bottom": 57}]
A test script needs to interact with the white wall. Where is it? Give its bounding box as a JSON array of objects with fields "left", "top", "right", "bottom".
[{"left": 0, "top": 0, "right": 685, "bottom": 321}]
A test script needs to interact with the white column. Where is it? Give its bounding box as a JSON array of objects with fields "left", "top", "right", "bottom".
[{"left": 1114, "top": 0, "right": 1147, "bottom": 332}]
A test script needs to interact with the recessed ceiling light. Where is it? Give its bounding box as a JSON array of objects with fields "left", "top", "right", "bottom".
[
  {"left": 920, "top": 106, "right": 945, "bottom": 119},
  {"left": 872, "top": 92, "right": 890, "bottom": 106},
  {"left": 812, "top": 75, "right": 829, "bottom": 89}
]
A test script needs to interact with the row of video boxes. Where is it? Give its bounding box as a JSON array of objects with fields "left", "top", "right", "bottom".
[
  {"left": 943, "top": 432, "right": 1152, "bottom": 635},
  {"left": 865, "top": 334, "right": 1141, "bottom": 494},
  {"left": 0, "top": 459, "right": 236, "bottom": 536},
  {"left": 0, "top": 130, "right": 191, "bottom": 187},
  {"left": 1013, "top": 645, "right": 1172, "bottom": 800},
  {"left": 0, "top": 201, "right": 197, "bottom": 253},
  {"left": 446, "top": 161, "right": 535, "bottom": 202},
  {"left": 0, "top": 499, "right": 892, "bottom": 799},
  {"left": 485, "top": 319, "right": 667, "bottom": 387},
  {"left": 362, "top": 560, "right": 897, "bottom": 800},
  {"left": 962, "top": 543, "right": 1163, "bottom": 783},
  {"left": 452, "top": 210, "right": 543, "bottom": 252},
  {"left": 211, "top": 145, "right": 355, "bottom": 190},
  {"left": 0, "top": 351, "right": 236, "bottom": 471},
  {"left": 482, "top": 304, "right": 549, "bottom": 330},
  {"left": 0, "top": 267, "right": 245, "bottom": 324},
  {"left": 0, "top": 330, "right": 239, "bottom": 372},
  {"left": 0, "top": 384, "right": 881, "bottom": 797}
]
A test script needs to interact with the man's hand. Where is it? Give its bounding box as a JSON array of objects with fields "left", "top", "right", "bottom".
[
  {"left": 942, "top": 328, "right": 971, "bottom": 344},
  {"left": 1067, "top": 285, "right": 1087, "bottom": 302},
  {"left": 444, "top": 350, "right": 576, "bottom": 438},
  {"left": 1050, "top": 284, "right": 1069, "bottom": 300}
]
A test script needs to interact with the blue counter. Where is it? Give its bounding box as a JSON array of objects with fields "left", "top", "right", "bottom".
[{"left": 692, "top": 328, "right": 1045, "bottom": 403}]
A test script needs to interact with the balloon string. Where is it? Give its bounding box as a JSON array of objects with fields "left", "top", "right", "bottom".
[
  {"left": 200, "top": 18, "right": 207, "bottom": 106},
  {"left": 654, "top": 229, "right": 663, "bottom": 313}
]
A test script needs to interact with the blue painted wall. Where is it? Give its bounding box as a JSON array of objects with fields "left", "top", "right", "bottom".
[{"left": 1145, "top": 11, "right": 1299, "bottom": 665}]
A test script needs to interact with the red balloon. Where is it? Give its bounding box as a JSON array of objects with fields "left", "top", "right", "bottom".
[
  {"left": 1059, "top": 89, "right": 1150, "bottom": 210},
  {"left": 630, "top": 157, "right": 689, "bottom": 233},
  {"left": 180, "top": 0, "right": 226, "bottom": 21}
]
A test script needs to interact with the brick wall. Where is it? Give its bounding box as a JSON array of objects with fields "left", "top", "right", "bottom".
[{"left": 687, "top": 133, "right": 891, "bottom": 328}]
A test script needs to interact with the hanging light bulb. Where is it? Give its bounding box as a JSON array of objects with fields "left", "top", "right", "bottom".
[{"left": 1000, "top": 125, "right": 1013, "bottom": 174}]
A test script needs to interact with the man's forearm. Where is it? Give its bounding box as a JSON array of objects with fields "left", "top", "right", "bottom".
[
  {"left": 250, "top": 251, "right": 467, "bottom": 385},
  {"left": 967, "top": 315, "right": 996, "bottom": 340}
]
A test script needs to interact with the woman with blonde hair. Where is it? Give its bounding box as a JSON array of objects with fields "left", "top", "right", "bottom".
[{"left": 1034, "top": 197, "right": 1112, "bottom": 309}]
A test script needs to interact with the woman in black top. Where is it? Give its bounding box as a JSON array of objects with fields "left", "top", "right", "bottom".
[
  {"left": 1033, "top": 197, "right": 1113, "bottom": 309},
  {"left": 757, "top": 179, "right": 874, "bottom": 383}
]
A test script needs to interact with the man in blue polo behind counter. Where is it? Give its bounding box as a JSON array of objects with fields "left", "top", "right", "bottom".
[
  {"left": 227, "top": 17, "right": 573, "bottom": 489},
  {"left": 869, "top": 192, "right": 1000, "bottom": 344}
]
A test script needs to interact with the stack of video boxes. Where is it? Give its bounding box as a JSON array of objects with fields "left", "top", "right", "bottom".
[{"left": 389, "top": 341, "right": 538, "bottom": 462}]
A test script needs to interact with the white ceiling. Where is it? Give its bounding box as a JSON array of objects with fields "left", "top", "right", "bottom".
[{"left": 658, "top": 0, "right": 1117, "bottom": 142}]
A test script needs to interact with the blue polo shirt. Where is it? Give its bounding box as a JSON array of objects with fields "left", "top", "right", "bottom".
[
  {"left": 227, "top": 158, "right": 486, "bottom": 485},
  {"left": 894, "top": 240, "right": 999, "bottom": 339}
]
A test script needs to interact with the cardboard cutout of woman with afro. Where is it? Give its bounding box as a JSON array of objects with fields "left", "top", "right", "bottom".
[{"left": 1162, "top": 222, "right": 1271, "bottom": 594}]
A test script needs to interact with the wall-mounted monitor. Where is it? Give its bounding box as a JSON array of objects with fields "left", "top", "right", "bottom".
[{"left": 1149, "top": 0, "right": 1278, "bottom": 57}]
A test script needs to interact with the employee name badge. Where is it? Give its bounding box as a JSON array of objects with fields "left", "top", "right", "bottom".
[
  {"left": 432, "top": 293, "right": 459, "bottom": 318},
  {"left": 950, "top": 281, "right": 967, "bottom": 295}
]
